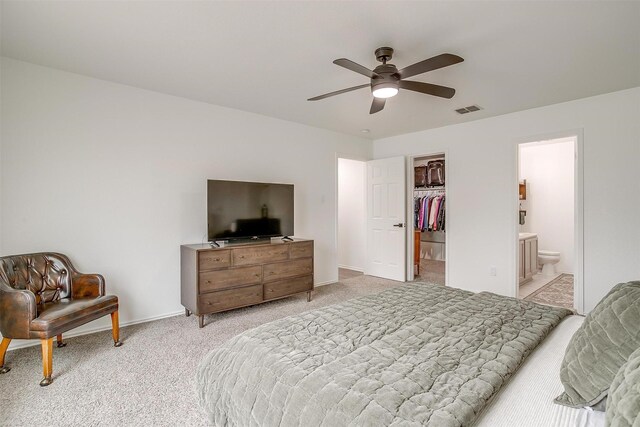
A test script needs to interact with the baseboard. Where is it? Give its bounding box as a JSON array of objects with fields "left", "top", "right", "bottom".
[
  {"left": 314, "top": 279, "right": 335, "bottom": 287},
  {"left": 6, "top": 309, "right": 184, "bottom": 352},
  {"left": 338, "top": 265, "right": 364, "bottom": 272}
]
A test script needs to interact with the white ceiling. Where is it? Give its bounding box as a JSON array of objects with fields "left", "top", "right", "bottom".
[{"left": 2, "top": 1, "right": 639, "bottom": 140}]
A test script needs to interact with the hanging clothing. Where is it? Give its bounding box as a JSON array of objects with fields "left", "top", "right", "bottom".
[
  {"left": 413, "top": 193, "right": 446, "bottom": 232},
  {"left": 437, "top": 197, "right": 445, "bottom": 231},
  {"left": 429, "top": 196, "right": 440, "bottom": 231}
]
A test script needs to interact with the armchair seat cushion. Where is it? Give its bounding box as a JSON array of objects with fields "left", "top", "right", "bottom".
[{"left": 30, "top": 295, "right": 118, "bottom": 337}]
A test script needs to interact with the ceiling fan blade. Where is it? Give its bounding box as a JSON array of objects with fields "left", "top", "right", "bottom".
[
  {"left": 398, "top": 53, "right": 463, "bottom": 79},
  {"left": 370, "top": 97, "right": 386, "bottom": 114},
  {"left": 333, "top": 58, "right": 377, "bottom": 78},
  {"left": 308, "top": 84, "right": 370, "bottom": 101},
  {"left": 399, "top": 80, "right": 456, "bottom": 99}
]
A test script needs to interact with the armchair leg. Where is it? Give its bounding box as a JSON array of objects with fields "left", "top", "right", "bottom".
[
  {"left": 56, "top": 334, "right": 67, "bottom": 348},
  {"left": 0, "top": 337, "right": 11, "bottom": 374},
  {"left": 40, "top": 338, "right": 53, "bottom": 386},
  {"left": 111, "top": 311, "right": 123, "bottom": 347}
]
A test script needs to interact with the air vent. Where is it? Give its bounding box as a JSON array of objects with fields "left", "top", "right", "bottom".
[{"left": 455, "top": 105, "right": 482, "bottom": 115}]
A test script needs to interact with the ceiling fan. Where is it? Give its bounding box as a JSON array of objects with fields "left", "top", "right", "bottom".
[{"left": 308, "top": 47, "right": 463, "bottom": 114}]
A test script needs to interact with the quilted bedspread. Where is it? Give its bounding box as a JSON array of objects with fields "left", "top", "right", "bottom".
[{"left": 197, "top": 283, "right": 571, "bottom": 427}]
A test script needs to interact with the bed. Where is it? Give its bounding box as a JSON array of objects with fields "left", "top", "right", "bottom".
[
  {"left": 197, "top": 283, "right": 583, "bottom": 426},
  {"left": 474, "top": 315, "right": 605, "bottom": 427}
]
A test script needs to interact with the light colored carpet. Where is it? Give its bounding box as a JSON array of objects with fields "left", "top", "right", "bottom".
[
  {"left": 415, "top": 259, "right": 446, "bottom": 285},
  {"left": 338, "top": 267, "right": 364, "bottom": 281},
  {"left": 339, "top": 263, "right": 445, "bottom": 286},
  {"left": 1, "top": 275, "right": 415, "bottom": 426},
  {"left": 524, "top": 273, "right": 574, "bottom": 310}
]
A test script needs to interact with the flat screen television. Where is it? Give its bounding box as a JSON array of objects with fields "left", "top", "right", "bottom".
[{"left": 207, "top": 180, "right": 294, "bottom": 241}]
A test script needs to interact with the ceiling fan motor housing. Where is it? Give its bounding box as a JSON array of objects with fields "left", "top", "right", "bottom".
[{"left": 371, "top": 63, "right": 400, "bottom": 96}]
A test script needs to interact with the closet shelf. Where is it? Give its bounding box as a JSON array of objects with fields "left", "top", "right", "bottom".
[{"left": 414, "top": 186, "right": 445, "bottom": 191}]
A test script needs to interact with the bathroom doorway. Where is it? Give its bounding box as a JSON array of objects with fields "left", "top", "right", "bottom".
[{"left": 516, "top": 136, "right": 577, "bottom": 310}]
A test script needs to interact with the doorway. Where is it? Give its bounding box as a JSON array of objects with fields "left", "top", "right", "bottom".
[
  {"left": 516, "top": 136, "right": 578, "bottom": 311},
  {"left": 337, "top": 158, "right": 366, "bottom": 281},
  {"left": 409, "top": 153, "right": 447, "bottom": 286}
]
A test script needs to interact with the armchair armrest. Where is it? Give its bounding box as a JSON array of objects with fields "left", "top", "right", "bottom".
[
  {"left": 0, "top": 281, "right": 37, "bottom": 339},
  {"left": 71, "top": 273, "right": 105, "bottom": 298}
]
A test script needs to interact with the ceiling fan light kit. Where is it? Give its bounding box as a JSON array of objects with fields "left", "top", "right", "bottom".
[
  {"left": 308, "top": 46, "right": 463, "bottom": 114},
  {"left": 372, "top": 83, "right": 399, "bottom": 99}
]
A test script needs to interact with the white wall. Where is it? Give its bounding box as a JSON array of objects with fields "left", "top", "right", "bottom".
[
  {"left": 519, "top": 139, "right": 574, "bottom": 273},
  {"left": 373, "top": 87, "right": 640, "bottom": 313},
  {"left": 337, "top": 158, "right": 366, "bottom": 271},
  {"left": 0, "top": 58, "right": 370, "bottom": 346}
]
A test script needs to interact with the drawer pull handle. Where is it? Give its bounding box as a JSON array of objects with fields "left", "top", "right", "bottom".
[
  {"left": 207, "top": 280, "right": 211, "bottom": 284},
  {"left": 240, "top": 255, "right": 245, "bottom": 259},
  {"left": 214, "top": 258, "right": 220, "bottom": 262}
]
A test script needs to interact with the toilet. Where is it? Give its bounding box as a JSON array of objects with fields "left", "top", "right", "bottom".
[{"left": 538, "top": 250, "right": 561, "bottom": 276}]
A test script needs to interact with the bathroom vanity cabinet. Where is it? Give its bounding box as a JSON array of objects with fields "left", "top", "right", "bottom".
[{"left": 519, "top": 233, "right": 538, "bottom": 285}]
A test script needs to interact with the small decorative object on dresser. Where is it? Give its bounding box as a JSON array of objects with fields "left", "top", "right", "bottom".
[{"left": 180, "top": 239, "right": 314, "bottom": 328}]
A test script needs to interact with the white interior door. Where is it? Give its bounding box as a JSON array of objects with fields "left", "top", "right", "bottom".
[{"left": 365, "top": 156, "right": 406, "bottom": 281}]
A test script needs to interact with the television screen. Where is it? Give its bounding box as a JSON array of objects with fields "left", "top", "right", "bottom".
[{"left": 207, "top": 180, "right": 294, "bottom": 241}]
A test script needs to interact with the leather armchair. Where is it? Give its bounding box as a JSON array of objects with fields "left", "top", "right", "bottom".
[{"left": 0, "top": 253, "right": 121, "bottom": 386}]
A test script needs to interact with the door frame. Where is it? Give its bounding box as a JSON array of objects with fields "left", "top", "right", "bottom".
[
  {"left": 335, "top": 153, "right": 368, "bottom": 278},
  {"left": 512, "top": 129, "right": 584, "bottom": 314},
  {"left": 406, "top": 150, "right": 450, "bottom": 286}
]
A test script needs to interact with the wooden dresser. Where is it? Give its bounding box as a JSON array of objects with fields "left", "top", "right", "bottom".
[{"left": 180, "top": 239, "right": 314, "bottom": 328}]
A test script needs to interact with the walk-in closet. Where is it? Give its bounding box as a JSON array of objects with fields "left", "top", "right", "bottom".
[{"left": 413, "top": 154, "right": 446, "bottom": 285}]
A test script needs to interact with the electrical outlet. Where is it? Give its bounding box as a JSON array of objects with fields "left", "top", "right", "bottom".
[{"left": 489, "top": 266, "right": 497, "bottom": 276}]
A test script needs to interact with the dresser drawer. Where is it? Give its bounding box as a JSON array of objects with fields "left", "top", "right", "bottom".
[
  {"left": 198, "top": 284, "right": 263, "bottom": 313},
  {"left": 232, "top": 245, "right": 289, "bottom": 266},
  {"left": 289, "top": 241, "right": 313, "bottom": 259},
  {"left": 264, "top": 275, "right": 313, "bottom": 300},
  {"left": 199, "top": 250, "right": 231, "bottom": 270},
  {"left": 263, "top": 258, "right": 313, "bottom": 282},
  {"left": 199, "top": 266, "right": 262, "bottom": 293}
]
